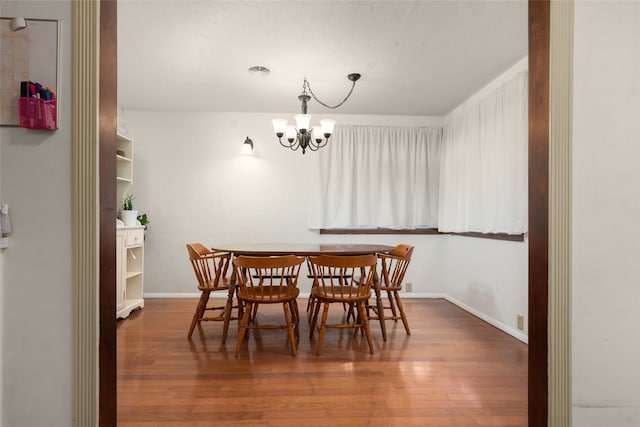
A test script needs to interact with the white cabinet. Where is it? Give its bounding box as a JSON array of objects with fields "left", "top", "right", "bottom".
[
  {"left": 116, "top": 133, "right": 144, "bottom": 319},
  {"left": 116, "top": 226, "right": 145, "bottom": 319}
]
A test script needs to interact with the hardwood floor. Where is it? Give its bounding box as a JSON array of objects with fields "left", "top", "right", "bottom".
[{"left": 117, "top": 298, "right": 527, "bottom": 426}]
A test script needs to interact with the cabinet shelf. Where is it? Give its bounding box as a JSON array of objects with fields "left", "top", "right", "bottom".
[
  {"left": 116, "top": 134, "right": 134, "bottom": 202},
  {"left": 126, "top": 271, "right": 142, "bottom": 280}
]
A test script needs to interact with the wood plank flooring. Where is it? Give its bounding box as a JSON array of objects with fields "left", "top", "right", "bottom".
[{"left": 117, "top": 298, "right": 527, "bottom": 426}]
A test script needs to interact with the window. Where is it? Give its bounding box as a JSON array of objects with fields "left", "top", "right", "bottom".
[{"left": 309, "top": 126, "right": 442, "bottom": 230}]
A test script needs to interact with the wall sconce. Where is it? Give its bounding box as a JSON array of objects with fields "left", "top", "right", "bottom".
[
  {"left": 10, "top": 18, "right": 27, "bottom": 32},
  {"left": 241, "top": 136, "right": 254, "bottom": 155}
]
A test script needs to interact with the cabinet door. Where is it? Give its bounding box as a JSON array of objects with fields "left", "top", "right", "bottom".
[{"left": 116, "top": 231, "right": 126, "bottom": 310}]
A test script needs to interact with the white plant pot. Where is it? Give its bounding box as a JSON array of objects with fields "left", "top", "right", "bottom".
[{"left": 121, "top": 210, "right": 138, "bottom": 226}]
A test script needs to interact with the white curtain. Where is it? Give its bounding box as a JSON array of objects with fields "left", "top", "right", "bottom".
[
  {"left": 309, "top": 126, "right": 442, "bottom": 229},
  {"left": 438, "top": 71, "right": 528, "bottom": 234}
]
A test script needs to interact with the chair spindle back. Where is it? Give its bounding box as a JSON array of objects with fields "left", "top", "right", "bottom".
[
  {"left": 233, "top": 255, "right": 304, "bottom": 300},
  {"left": 186, "top": 243, "right": 230, "bottom": 289},
  {"left": 380, "top": 244, "right": 414, "bottom": 291},
  {"left": 308, "top": 254, "right": 377, "bottom": 299}
]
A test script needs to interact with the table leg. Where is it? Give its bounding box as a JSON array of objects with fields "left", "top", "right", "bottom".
[{"left": 221, "top": 266, "right": 237, "bottom": 344}]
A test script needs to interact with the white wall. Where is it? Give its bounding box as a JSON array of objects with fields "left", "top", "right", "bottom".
[
  {"left": 436, "top": 235, "right": 528, "bottom": 341},
  {"left": 0, "top": 1, "right": 73, "bottom": 426},
  {"left": 573, "top": 2, "right": 640, "bottom": 424},
  {"left": 123, "top": 107, "right": 528, "bottom": 340}
]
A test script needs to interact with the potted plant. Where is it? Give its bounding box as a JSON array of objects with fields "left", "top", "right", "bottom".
[
  {"left": 137, "top": 213, "right": 149, "bottom": 228},
  {"left": 137, "top": 212, "right": 150, "bottom": 239},
  {"left": 120, "top": 194, "right": 138, "bottom": 226}
]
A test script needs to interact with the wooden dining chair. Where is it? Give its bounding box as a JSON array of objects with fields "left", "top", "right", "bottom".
[
  {"left": 233, "top": 255, "right": 305, "bottom": 358},
  {"left": 368, "top": 244, "right": 414, "bottom": 336},
  {"left": 186, "top": 243, "right": 236, "bottom": 338},
  {"left": 307, "top": 254, "right": 378, "bottom": 355}
]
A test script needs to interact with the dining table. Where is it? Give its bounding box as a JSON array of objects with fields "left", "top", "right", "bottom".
[{"left": 211, "top": 243, "right": 396, "bottom": 344}]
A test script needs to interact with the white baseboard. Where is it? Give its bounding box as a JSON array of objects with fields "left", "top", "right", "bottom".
[
  {"left": 398, "top": 292, "right": 446, "bottom": 299},
  {"left": 143, "top": 291, "right": 528, "bottom": 343},
  {"left": 444, "top": 295, "right": 529, "bottom": 344},
  {"left": 144, "top": 292, "right": 201, "bottom": 298}
]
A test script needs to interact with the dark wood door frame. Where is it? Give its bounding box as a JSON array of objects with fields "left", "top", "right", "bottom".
[
  {"left": 528, "top": 2, "right": 550, "bottom": 425},
  {"left": 99, "top": 0, "right": 118, "bottom": 424},
  {"left": 97, "top": 1, "right": 551, "bottom": 425}
]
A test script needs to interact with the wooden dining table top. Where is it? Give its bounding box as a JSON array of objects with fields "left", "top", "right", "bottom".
[{"left": 211, "top": 243, "right": 395, "bottom": 256}]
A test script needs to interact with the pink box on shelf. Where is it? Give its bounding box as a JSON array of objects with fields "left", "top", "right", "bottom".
[{"left": 18, "top": 97, "right": 57, "bottom": 130}]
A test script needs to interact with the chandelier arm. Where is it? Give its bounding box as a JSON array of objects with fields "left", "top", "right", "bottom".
[
  {"left": 278, "top": 136, "right": 293, "bottom": 149},
  {"left": 304, "top": 78, "right": 357, "bottom": 110},
  {"left": 290, "top": 136, "right": 301, "bottom": 151}
]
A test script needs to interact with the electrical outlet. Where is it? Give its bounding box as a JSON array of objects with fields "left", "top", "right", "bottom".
[
  {"left": 405, "top": 282, "right": 412, "bottom": 293},
  {"left": 517, "top": 314, "right": 524, "bottom": 330}
]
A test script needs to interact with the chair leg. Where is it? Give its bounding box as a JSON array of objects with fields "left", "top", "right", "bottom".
[
  {"left": 353, "top": 311, "right": 360, "bottom": 337},
  {"left": 306, "top": 279, "right": 318, "bottom": 318},
  {"left": 222, "top": 287, "right": 236, "bottom": 344},
  {"left": 306, "top": 294, "right": 315, "bottom": 314},
  {"left": 188, "top": 291, "right": 209, "bottom": 338},
  {"left": 393, "top": 291, "right": 411, "bottom": 335},
  {"left": 357, "top": 301, "right": 374, "bottom": 354},
  {"left": 309, "top": 299, "right": 321, "bottom": 339},
  {"left": 283, "top": 302, "right": 297, "bottom": 356},
  {"left": 315, "top": 303, "right": 330, "bottom": 356},
  {"left": 373, "top": 286, "right": 387, "bottom": 342},
  {"left": 251, "top": 303, "right": 259, "bottom": 323},
  {"left": 387, "top": 290, "right": 398, "bottom": 319},
  {"left": 346, "top": 302, "right": 357, "bottom": 324},
  {"left": 235, "top": 302, "right": 252, "bottom": 358},
  {"left": 290, "top": 300, "right": 300, "bottom": 340}
]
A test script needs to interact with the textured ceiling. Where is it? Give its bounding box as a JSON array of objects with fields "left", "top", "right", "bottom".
[{"left": 117, "top": 1, "right": 527, "bottom": 116}]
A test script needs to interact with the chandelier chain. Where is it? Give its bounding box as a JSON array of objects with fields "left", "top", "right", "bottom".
[{"left": 303, "top": 78, "right": 356, "bottom": 110}]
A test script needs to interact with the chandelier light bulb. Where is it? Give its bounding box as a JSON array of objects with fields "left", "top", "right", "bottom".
[
  {"left": 285, "top": 125, "right": 297, "bottom": 142},
  {"left": 294, "top": 114, "right": 311, "bottom": 133},
  {"left": 312, "top": 126, "right": 323, "bottom": 144},
  {"left": 271, "top": 119, "right": 287, "bottom": 137},
  {"left": 319, "top": 119, "right": 336, "bottom": 137}
]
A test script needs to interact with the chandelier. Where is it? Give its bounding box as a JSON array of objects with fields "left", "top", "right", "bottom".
[{"left": 271, "top": 73, "right": 361, "bottom": 154}]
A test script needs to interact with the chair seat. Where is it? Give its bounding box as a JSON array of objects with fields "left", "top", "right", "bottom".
[{"left": 237, "top": 286, "right": 299, "bottom": 303}]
